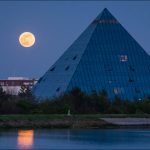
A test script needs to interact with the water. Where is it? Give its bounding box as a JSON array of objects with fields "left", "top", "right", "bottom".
[{"left": 0, "top": 128, "right": 150, "bottom": 150}]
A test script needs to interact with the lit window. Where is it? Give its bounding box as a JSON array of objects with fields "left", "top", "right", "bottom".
[
  {"left": 113, "top": 87, "right": 122, "bottom": 94},
  {"left": 119, "top": 55, "right": 128, "bottom": 62},
  {"left": 56, "top": 87, "right": 60, "bottom": 92},
  {"left": 50, "top": 67, "right": 55, "bottom": 72},
  {"left": 65, "top": 66, "right": 69, "bottom": 71}
]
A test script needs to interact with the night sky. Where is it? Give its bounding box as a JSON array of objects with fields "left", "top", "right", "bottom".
[{"left": 0, "top": 1, "right": 150, "bottom": 79}]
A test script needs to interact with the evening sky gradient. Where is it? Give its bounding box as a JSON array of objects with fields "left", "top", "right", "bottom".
[{"left": 0, "top": 1, "right": 150, "bottom": 79}]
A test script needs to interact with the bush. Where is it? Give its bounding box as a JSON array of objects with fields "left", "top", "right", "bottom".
[{"left": 0, "top": 86, "right": 150, "bottom": 114}]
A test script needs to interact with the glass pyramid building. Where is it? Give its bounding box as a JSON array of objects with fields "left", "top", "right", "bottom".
[{"left": 33, "top": 8, "right": 150, "bottom": 100}]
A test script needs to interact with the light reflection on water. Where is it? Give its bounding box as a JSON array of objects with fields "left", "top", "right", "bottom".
[
  {"left": 17, "top": 130, "right": 34, "bottom": 150},
  {"left": 0, "top": 129, "right": 150, "bottom": 149}
]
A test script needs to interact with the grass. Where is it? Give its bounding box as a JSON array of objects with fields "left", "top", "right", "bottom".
[
  {"left": 0, "top": 114, "right": 67, "bottom": 121},
  {"left": 0, "top": 114, "right": 150, "bottom": 129},
  {"left": 0, "top": 114, "right": 150, "bottom": 121}
]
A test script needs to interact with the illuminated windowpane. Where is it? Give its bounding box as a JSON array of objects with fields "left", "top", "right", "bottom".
[
  {"left": 113, "top": 87, "right": 122, "bottom": 94},
  {"left": 119, "top": 55, "right": 128, "bottom": 62}
]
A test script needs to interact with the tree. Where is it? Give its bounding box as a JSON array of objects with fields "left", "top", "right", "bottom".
[
  {"left": 110, "top": 96, "right": 124, "bottom": 114},
  {"left": 98, "top": 89, "right": 110, "bottom": 113},
  {"left": 70, "top": 87, "right": 86, "bottom": 113},
  {"left": 18, "top": 85, "right": 33, "bottom": 99},
  {"left": 0, "top": 85, "right": 7, "bottom": 100}
]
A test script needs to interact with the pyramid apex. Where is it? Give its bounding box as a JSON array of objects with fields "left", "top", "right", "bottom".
[
  {"left": 94, "top": 8, "right": 118, "bottom": 23},
  {"left": 103, "top": 8, "right": 109, "bottom": 11},
  {"left": 101, "top": 8, "right": 112, "bottom": 15}
]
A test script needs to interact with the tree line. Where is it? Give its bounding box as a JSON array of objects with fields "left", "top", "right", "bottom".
[{"left": 0, "top": 85, "right": 150, "bottom": 114}]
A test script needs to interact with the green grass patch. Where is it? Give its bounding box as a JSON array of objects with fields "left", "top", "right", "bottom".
[{"left": 0, "top": 114, "right": 150, "bottom": 121}]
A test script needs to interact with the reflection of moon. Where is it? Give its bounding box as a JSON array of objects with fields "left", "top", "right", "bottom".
[
  {"left": 17, "top": 130, "right": 34, "bottom": 149},
  {"left": 19, "top": 32, "right": 35, "bottom": 47}
]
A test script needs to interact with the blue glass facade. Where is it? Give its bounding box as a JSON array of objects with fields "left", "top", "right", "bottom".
[{"left": 33, "top": 8, "right": 150, "bottom": 100}]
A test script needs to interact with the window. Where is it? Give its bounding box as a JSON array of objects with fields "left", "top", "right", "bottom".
[
  {"left": 11, "top": 81, "right": 15, "bottom": 86},
  {"left": 113, "top": 87, "right": 122, "bottom": 94},
  {"left": 0, "top": 82, "right": 4, "bottom": 86},
  {"left": 129, "top": 66, "right": 135, "bottom": 72},
  {"left": 73, "top": 55, "right": 77, "bottom": 60},
  {"left": 129, "top": 78, "right": 134, "bottom": 83},
  {"left": 65, "top": 66, "right": 69, "bottom": 71},
  {"left": 119, "top": 55, "right": 128, "bottom": 62},
  {"left": 56, "top": 87, "right": 60, "bottom": 92},
  {"left": 50, "top": 67, "right": 55, "bottom": 72}
]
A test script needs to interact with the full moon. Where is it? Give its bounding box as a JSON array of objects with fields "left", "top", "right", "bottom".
[{"left": 19, "top": 32, "right": 35, "bottom": 47}]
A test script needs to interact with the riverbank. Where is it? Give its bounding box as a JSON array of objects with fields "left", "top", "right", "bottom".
[{"left": 1, "top": 114, "right": 150, "bottom": 128}]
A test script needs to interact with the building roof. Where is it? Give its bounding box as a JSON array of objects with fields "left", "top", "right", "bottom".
[{"left": 0, "top": 77, "right": 37, "bottom": 86}]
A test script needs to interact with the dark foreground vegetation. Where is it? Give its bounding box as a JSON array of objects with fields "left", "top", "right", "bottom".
[{"left": 0, "top": 85, "right": 150, "bottom": 115}]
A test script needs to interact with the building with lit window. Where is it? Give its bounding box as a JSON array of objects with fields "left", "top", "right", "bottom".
[
  {"left": 33, "top": 8, "right": 150, "bottom": 100},
  {"left": 0, "top": 77, "right": 37, "bottom": 95}
]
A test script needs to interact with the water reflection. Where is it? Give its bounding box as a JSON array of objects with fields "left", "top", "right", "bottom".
[
  {"left": 0, "top": 129, "right": 149, "bottom": 149},
  {"left": 17, "top": 130, "right": 34, "bottom": 150}
]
